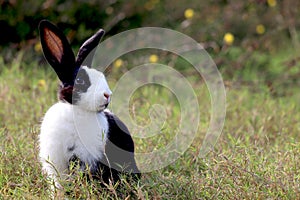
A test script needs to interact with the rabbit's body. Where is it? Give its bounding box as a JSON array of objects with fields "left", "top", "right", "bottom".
[
  {"left": 39, "top": 102, "right": 109, "bottom": 181},
  {"left": 38, "top": 20, "right": 139, "bottom": 191}
]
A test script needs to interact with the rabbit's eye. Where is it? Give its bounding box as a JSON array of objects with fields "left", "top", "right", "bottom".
[
  {"left": 74, "top": 68, "right": 91, "bottom": 93},
  {"left": 75, "top": 78, "right": 85, "bottom": 85}
]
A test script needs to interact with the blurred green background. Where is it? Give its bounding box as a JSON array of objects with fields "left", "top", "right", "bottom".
[{"left": 1, "top": 0, "right": 299, "bottom": 94}]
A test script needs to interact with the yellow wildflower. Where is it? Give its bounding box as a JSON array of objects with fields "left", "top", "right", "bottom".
[
  {"left": 267, "top": 0, "right": 277, "bottom": 7},
  {"left": 38, "top": 79, "right": 46, "bottom": 88},
  {"left": 256, "top": 24, "right": 266, "bottom": 35},
  {"left": 34, "top": 43, "right": 42, "bottom": 52},
  {"left": 184, "top": 8, "right": 194, "bottom": 20},
  {"left": 223, "top": 33, "right": 235, "bottom": 45},
  {"left": 113, "top": 59, "right": 123, "bottom": 68},
  {"left": 149, "top": 54, "right": 158, "bottom": 63}
]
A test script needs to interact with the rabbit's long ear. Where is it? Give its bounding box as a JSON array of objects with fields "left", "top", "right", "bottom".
[
  {"left": 39, "top": 20, "right": 76, "bottom": 85},
  {"left": 75, "top": 29, "right": 105, "bottom": 67}
]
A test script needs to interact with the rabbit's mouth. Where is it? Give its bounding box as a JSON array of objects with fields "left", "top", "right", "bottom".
[{"left": 98, "top": 103, "right": 109, "bottom": 112}]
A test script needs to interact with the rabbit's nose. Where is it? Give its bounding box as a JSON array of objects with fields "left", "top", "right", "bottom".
[{"left": 104, "top": 92, "right": 110, "bottom": 100}]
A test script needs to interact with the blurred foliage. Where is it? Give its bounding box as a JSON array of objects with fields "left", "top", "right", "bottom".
[
  {"left": 0, "top": 0, "right": 300, "bottom": 94},
  {"left": 1, "top": 0, "right": 299, "bottom": 49}
]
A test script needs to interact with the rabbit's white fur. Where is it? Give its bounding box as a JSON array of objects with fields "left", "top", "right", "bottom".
[{"left": 39, "top": 66, "right": 112, "bottom": 188}]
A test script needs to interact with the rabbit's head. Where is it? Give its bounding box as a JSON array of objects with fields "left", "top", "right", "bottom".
[{"left": 39, "top": 20, "right": 111, "bottom": 112}]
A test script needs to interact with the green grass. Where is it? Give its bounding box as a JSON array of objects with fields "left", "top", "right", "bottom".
[{"left": 0, "top": 51, "right": 299, "bottom": 199}]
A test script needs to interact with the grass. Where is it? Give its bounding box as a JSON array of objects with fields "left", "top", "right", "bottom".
[{"left": 0, "top": 50, "right": 299, "bottom": 199}]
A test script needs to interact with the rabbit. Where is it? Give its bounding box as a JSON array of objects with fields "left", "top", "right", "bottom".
[{"left": 38, "top": 20, "right": 140, "bottom": 191}]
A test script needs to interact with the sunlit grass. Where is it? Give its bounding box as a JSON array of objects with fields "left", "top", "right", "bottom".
[{"left": 0, "top": 52, "right": 299, "bottom": 199}]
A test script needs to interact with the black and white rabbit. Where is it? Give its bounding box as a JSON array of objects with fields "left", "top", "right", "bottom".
[{"left": 38, "top": 20, "right": 140, "bottom": 190}]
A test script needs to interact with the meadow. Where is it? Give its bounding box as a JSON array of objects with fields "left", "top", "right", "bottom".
[{"left": 0, "top": 44, "right": 299, "bottom": 199}]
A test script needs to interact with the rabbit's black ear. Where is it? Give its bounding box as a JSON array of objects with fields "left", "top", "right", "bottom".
[
  {"left": 39, "top": 20, "right": 76, "bottom": 86},
  {"left": 75, "top": 29, "right": 105, "bottom": 67}
]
